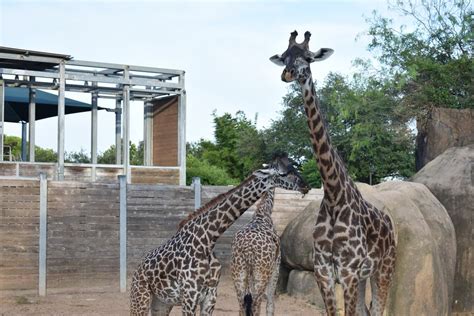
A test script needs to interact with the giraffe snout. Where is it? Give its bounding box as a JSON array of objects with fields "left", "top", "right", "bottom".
[{"left": 281, "top": 69, "right": 295, "bottom": 82}]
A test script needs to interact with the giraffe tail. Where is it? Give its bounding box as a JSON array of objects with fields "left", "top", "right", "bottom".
[{"left": 244, "top": 293, "right": 253, "bottom": 316}]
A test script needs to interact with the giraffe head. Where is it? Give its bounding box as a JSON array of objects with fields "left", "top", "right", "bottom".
[
  {"left": 270, "top": 30, "right": 333, "bottom": 82},
  {"left": 254, "top": 153, "right": 310, "bottom": 194}
]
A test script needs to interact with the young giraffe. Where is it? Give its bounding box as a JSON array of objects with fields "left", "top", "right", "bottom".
[
  {"left": 231, "top": 187, "right": 280, "bottom": 316},
  {"left": 130, "top": 155, "right": 309, "bottom": 316},
  {"left": 270, "top": 31, "right": 397, "bottom": 316}
]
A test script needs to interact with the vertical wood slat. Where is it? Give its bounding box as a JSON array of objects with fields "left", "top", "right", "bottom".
[{"left": 38, "top": 173, "right": 47, "bottom": 296}]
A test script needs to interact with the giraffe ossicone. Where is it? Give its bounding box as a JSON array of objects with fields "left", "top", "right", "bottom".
[
  {"left": 129, "top": 154, "right": 309, "bottom": 316},
  {"left": 270, "top": 31, "right": 397, "bottom": 316}
]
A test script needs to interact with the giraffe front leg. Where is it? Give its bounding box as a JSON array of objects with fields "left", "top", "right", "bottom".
[
  {"left": 341, "top": 274, "right": 360, "bottom": 316},
  {"left": 130, "top": 270, "right": 152, "bottom": 316},
  {"left": 181, "top": 285, "right": 200, "bottom": 316},
  {"left": 200, "top": 253, "right": 222, "bottom": 316},
  {"left": 314, "top": 251, "right": 337, "bottom": 316}
]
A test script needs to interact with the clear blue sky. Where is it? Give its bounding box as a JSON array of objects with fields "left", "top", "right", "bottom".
[{"left": 1, "top": 0, "right": 397, "bottom": 154}]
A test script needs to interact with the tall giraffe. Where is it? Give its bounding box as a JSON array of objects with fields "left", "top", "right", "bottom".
[
  {"left": 270, "top": 31, "right": 397, "bottom": 316},
  {"left": 231, "top": 187, "right": 279, "bottom": 316},
  {"left": 130, "top": 155, "right": 309, "bottom": 316}
]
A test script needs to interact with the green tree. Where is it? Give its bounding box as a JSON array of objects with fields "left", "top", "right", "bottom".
[
  {"left": 34, "top": 147, "right": 57, "bottom": 162},
  {"left": 263, "top": 83, "right": 313, "bottom": 164},
  {"left": 190, "top": 111, "right": 265, "bottom": 181},
  {"left": 186, "top": 153, "right": 238, "bottom": 185},
  {"left": 3, "top": 135, "right": 22, "bottom": 160},
  {"left": 3, "top": 135, "right": 57, "bottom": 162},
  {"left": 97, "top": 141, "right": 144, "bottom": 165},
  {"left": 262, "top": 72, "right": 415, "bottom": 185},
  {"left": 365, "top": 0, "right": 473, "bottom": 116},
  {"left": 66, "top": 149, "right": 90, "bottom": 163}
]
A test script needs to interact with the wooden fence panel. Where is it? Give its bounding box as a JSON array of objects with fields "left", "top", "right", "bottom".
[
  {"left": 0, "top": 179, "right": 321, "bottom": 291},
  {"left": 46, "top": 181, "right": 120, "bottom": 289},
  {"left": 0, "top": 179, "right": 40, "bottom": 290}
]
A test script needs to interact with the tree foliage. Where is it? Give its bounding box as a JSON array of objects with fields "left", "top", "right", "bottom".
[
  {"left": 186, "top": 154, "right": 238, "bottom": 186},
  {"left": 365, "top": 0, "right": 473, "bottom": 118},
  {"left": 188, "top": 111, "right": 265, "bottom": 182},
  {"left": 264, "top": 72, "right": 415, "bottom": 186}
]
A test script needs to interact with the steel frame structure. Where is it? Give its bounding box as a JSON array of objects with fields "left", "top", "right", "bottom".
[{"left": 0, "top": 47, "right": 186, "bottom": 184}]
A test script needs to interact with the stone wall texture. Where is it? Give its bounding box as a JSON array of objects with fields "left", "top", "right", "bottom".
[
  {"left": 416, "top": 107, "right": 474, "bottom": 170},
  {"left": 280, "top": 181, "right": 456, "bottom": 315},
  {"left": 413, "top": 145, "right": 474, "bottom": 313}
]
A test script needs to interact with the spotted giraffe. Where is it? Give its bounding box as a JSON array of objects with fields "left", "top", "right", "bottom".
[
  {"left": 270, "top": 31, "right": 397, "bottom": 316},
  {"left": 129, "top": 155, "right": 309, "bottom": 316},
  {"left": 231, "top": 187, "right": 281, "bottom": 316}
]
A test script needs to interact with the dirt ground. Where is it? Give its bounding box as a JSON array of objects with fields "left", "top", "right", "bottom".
[{"left": 0, "top": 276, "right": 324, "bottom": 316}]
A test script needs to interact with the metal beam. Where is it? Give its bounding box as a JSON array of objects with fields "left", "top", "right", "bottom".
[
  {"left": 119, "top": 175, "right": 127, "bottom": 293},
  {"left": 143, "top": 100, "right": 153, "bottom": 166},
  {"left": 0, "top": 68, "right": 59, "bottom": 79},
  {"left": 65, "top": 71, "right": 182, "bottom": 89},
  {"left": 0, "top": 52, "right": 64, "bottom": 65},
  {"left": 21, "top": 121, "right": 27, "bottom": 161},
  {"left": 115, "top": 90, "right": 122, "bottom": 165},
  {"left": 91, "top": 82, "right": 98, "bottom": 165},
  {"left": 0, "top": 79, "right": 4, "bottom": 162},
  {"left": 67, "top": 59, "right": 184, "bottom": 75},
  {"left": 29, "top": 77, "right": 36, "bottom": 161},
  {"left": 177, "top": 73, "right": 187, "bottom": 186},
  {"left": 38, "top": 172, "right": 48, "bottom": 296},
  {"left": 0, "top": 68, "right": 183, "bottom": 89},
  {"left": 57, "top": 61, "right": 65, "bottom": 180},
  {"left": 192, "top": 177, "right": 201, "bottom": 210},
  {"left": 122, "top": 67, "right": 131, "bottom": 183}
]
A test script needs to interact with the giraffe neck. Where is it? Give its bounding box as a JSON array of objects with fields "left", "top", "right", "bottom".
[
  {"left": 300, "top": 76, "right": 349, "bottom": 205},
  {"left": 182, "top": 174, "right": 271, "bottom": 245},
  {"left": 253, "top": 188, "right": 275, "bottom": 223}
]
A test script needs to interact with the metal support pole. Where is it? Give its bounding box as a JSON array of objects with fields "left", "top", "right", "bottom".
[
  {"left": 122, "top": 67, "right": 131, "bottom": 183},
  {"left": 57, "top": 61, "right": 66, "bottom": 180},
  {"left": 115, "top": 91, "right": 122, "bottom": 165},
  {"left": 119, "top": 175, "right": 127, "bottom": 293},
  {"left": 143, "top": 100, "right": 153, "bottom": 166},
  {"left": 29, "top": 78, "right": 36, "bottom": 162},
  {"left": 91, "top": 83, "right": 98, "bottom": 165},
  {"left": 177, "top": 72, "right": 187, "bottom": 186},
  {"left": 39, "top": 173, "right": 48, "bottom": 296},
  {"left": 0, "top": 79, "right": 4, "bottom": 162},
  {"left": 21, "top": 121, "right": 27, "bottom": 161},
  {"left": 192, "top": 177, "right": 201, "bottom": 210}
]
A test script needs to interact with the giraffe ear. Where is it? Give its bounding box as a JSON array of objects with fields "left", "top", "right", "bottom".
[
  {"left": 306, "top": 48, "right": 334, "bottom": 63},
  {"left": 269, "top": 54, "right": 285, "bottom": 66}
]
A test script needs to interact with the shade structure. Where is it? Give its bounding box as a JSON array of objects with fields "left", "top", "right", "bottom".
[{"left": 4, "top": 87, "right": 101, "bottom": 123}]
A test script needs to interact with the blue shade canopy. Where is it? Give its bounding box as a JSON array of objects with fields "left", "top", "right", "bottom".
[{"left": 4, "top": 87, "right": 101, "bottom": 123}]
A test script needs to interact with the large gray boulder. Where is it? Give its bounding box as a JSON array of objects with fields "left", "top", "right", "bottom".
[
  {"left": 412, "top": 145, "right": 473, "bottom": 313},
  {"left": 281, "top": 181, "right": 456, "bottom": 315}
]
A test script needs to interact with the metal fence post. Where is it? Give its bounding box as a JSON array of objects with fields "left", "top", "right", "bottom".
[
  {"left": 192, "top": 177, "right": 201, "bottom": 210},
  {"left": 119, "top": 175, "right": 127, "bottom": 293},
  {"left": 38, "top": 172, "right": 48, "bottom": 296}
]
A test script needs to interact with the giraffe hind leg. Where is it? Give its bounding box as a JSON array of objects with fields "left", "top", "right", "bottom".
[
  {"left": 264, "top": 253, "right": 281, "bottom": 316},
  {"left": 150, "top": 296, "right": 173, "bottom": 316},
  {"left": 369, "top": 255, "right": 395, "bottom": 316},
  {"left": 356, "top": 278, "right": 369, "bottom": 316},
  {"left": 200, "top": 254, "right": 222, "bottom": 316}
]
